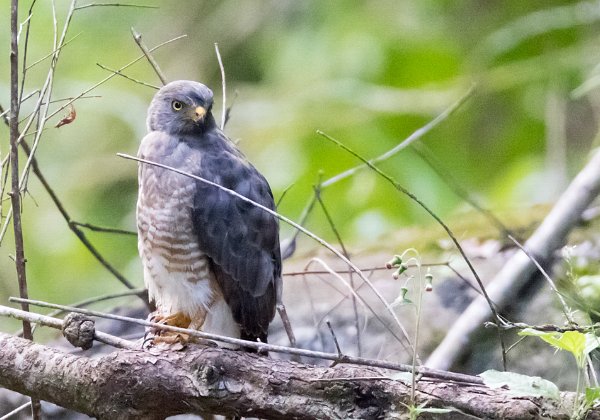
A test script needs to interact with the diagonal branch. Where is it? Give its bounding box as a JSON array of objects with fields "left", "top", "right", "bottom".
[
  {"left": 131, "top": 27, "right": 167, "bottom": 85},
  {"left": 427, "top": 149, "right": 600, "bottom": 370},
  {"left": 316, "top": 130, "right": 504, "bottom": 350},
  {"left": 0, "top": 105, "right": 140, "bottom": 295}
]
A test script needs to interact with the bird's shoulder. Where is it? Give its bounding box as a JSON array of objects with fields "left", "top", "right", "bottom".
[{"left": 138, "top": 131, "right": 179, "bottom": 160}]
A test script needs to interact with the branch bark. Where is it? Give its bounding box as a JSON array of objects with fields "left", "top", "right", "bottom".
[{"left": 0, "top": 332, "right": 592, "bottom": 419}]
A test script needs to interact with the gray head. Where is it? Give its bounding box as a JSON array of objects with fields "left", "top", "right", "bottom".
[{"left": 147, "top": 80, "right": 215, "bottom": 134}]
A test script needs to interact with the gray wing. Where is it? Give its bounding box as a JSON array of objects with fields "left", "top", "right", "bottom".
[{"left": 191, "top": 137, "right": 281, "bottom": 343}]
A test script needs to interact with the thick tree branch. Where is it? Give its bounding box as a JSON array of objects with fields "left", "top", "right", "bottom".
[{"left": 0, "top": 332, "right": 589, "bottom": 419}]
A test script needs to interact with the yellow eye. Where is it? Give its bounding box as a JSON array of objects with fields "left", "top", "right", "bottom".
[{"left": 172, "top": 101, "right": 183, "bottom": 111}]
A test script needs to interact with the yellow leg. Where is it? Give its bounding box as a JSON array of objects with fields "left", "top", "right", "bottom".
[{"left": 146, "top": 311, "right": 192, "bottom": 347}]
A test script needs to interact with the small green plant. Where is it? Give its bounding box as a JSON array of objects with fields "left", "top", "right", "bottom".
[
  {"left": 388, "top": 249, "right": 438, "bottom": 417},
  {"left": 518, "top": 328, "right": 600, "bottom": 419}
]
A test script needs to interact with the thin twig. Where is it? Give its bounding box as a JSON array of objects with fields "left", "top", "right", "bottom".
[
  {"left": 508, "top": 234, "right": 574, "bottom": 324},
  {"left": 281, "top": 85, "right": 475, "bottom": 265},
  {"left": 131, "top": 27, "right": 167, "bottom": 85},
  {"left": 5, "top": 299, "right": 483, "bottom": 384},
  {"left": 42, "top": 34, "right": 186, "bottom": 123},
  {"left": 25, "top": 33, "right": 82, "bottom": 70},
  {"left": 314, "top": 186, "right": 362, "bottom": 356},
  {"left": 0, "top": 90, "right": 39, "bottom": 120},
  {"left": 0, "top": 402, "right": 31, "bottom": 420},
  {"left": 317, "top": 130, "right": 508, "bottom": 370},
  {"left": 282, "top": 193, "right": 318, "bottom": 261},
  {"left": 282, "top": 262, "right": 448, "bottom": 277},
  {"left": 320, "top": 84, "right": 476, "bottom": 188},
  {"left": 25, "top": 288, "right": 146, "bottom": 335},
  {"left": 0, "top": 37, "right": 188, "bottom": 296},
  {"left": 75, "top": 2, "right": 158, "bottom": 10},
  {"left": 17, "top": 0, "right": 77, "bottom": 195},
  {"left": 18, "top": 0, "right": 37, "bottom": 104},
  {"left": 0, "top": 305, "right": 137, "bottom": 350},
  {"left": 326, "top": 320, "right": 343, "bottom": 365},
  {"left": 276, "top": 303, "right": 297, "bottom": 350},
  {"left": 71, "top": 221, "right": 137, "bottom": 235},
  {"left": 117, "top": 152, "right": 415, "bottom": 351},
  {"left": 0, "top": 109, "right": 139, "bottom": 293},
  {"left": 22, "top": 140, "right": 138, "bottom": 291},
  {"left": 223, "top": 89, "right": 238, "bottom": 128},
  {"left": 412, "top": 142, "right": 513, "bottom": 238},
  {"left": 214, "top": 42, "right": 227, "bottom": 130},
  {"left": 96, "top": 62, "right": 160, "bottom": 90},
  {"left": 485, "top": 320, "right": 597, "bottom": 333},
  {"left": 304, "top": 257, "right": 410, "bottom": 351}
]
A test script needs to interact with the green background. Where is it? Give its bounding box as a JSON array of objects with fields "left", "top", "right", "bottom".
[{"left": 0, "top": 1, "right": 599, "bottom": 331}]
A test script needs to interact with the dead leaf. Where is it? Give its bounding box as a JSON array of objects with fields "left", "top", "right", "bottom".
[{"left": 55, "top": 105, "right": 76, "bottom": 128}]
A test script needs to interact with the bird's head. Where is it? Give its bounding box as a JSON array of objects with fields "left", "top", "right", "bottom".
[{"left": 147, "top": 80, "right": 215, "bottom": 134}]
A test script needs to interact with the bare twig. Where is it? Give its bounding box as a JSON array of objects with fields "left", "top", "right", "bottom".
[
  {"left": 280, "top": 193, "right": 318, "bottom": 261},
  {"left": 314, "top": 186, "right": 362, "bottom": 356},
  {"left": 276, "top": 303, "right": 297, "bottom": 350},
  {"left": 0, "top": 305, "right": 137, "bottom": 350},
  {"left": 317, "top": 130, "right": 507, "bottom": 369},
  {"left": 75, "top": 2, "right": 158, "bottom": 10},
  {"left": 282, "top": 262, "right": 448, "bottom": 277},
  {"left": 321, "top": 84, "right": 476, "bottom": 188},
  {"left": 131, "top": 27, "right": 167, "bottom": 85},
  {"left": 0, "top": 402, "right": 31, "bottom": 420},
  {"left": 508, "top": 234, "right": 574, "bottom": 324},
  {"left": 223, "top": 89, "right": 238, "bottom": 128},
  {"left": 214, "top": 42, "right": 227, "bottom": 130},
  {"left": 118, "top": 152, "right": 415, "bottom": 351},
  {"left": 485, "top": 320, "right": 598, "bottom": 334},
  {"left": 25, "top": 288, "right": 146, "bottom": 335},
  {"left": 96, "top": 62, "right": 160, "bottom": 89},
  {"left": 18, "top": 0, "right": 37, "bottom": 103},
  {"left": 25, "top": 33, "right": 82, "bottom": 71},
  {"left": 18, "top": 0, "right": 77, "bottom": 195},
  {"left": 326, "top": 320, "right": 343, "bottom": 363},
  {"left": 281, "top": 85, "right": 475, "bottom": 262},
  {"left": 5, "top": 299, "right": 481, "bottom": 384},
  {"left": 42, "top": 34, "right": 186, "bottom": 123},
  {"left": 25, "top": 139, "right": 138, "bottom": 291},
  {"left": 412, "top": 142, "right": 513, "bottom": 237},
  {"left": 71, "top": 221, "right": 137, "bottom": 235},
  {"left": 305, "top": 257, "right": 411, "bottom": 351},
  {"left": 0, "top": 104, "right": 139, "bottom": 293}
]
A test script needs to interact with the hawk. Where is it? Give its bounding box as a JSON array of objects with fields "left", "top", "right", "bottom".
[{"left": 137, "top": 80, "right": 281, "bottom": 348}]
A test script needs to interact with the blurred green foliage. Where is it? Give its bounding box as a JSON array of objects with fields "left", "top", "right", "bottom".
[{"left": 0, "top": 0, "right": 599, "bottom": 328}]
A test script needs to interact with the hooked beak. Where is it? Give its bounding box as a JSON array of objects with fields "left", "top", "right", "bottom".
[{"left": 191, "top": 106, "right": 206, "bottom": 123}]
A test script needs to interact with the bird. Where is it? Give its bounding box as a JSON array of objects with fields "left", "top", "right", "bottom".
[{"left": 136, "top": 80, "right": 281, "bottom": 349}]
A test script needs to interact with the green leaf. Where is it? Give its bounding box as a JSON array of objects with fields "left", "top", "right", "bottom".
[
  {"left": 585, "top": 387, "right": 600, "bottom": 406},
  {"left": 519, "top": 329, "right": 600, "bottom": 368},
  {"left": 480, "top": 370, "right": 560, "bottom": 401}
]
